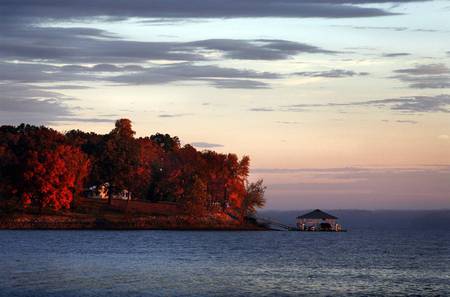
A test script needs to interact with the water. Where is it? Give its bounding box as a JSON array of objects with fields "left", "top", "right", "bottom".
[{"left": 0, "top": 230, "right": 449, "bottom": 297}]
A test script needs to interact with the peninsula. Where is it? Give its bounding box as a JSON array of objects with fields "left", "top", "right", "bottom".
[{"left": 0, "top": 119, "right": 266, "bottom": 230}]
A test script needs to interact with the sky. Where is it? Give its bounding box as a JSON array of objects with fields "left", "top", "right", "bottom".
[{"left": 0, "top": 0, "right": 449, "bottom": 209}]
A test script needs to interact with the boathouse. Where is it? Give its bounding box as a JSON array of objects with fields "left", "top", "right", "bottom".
[{"left": 296, "top": 209, "right": 342, "bottom": 231}]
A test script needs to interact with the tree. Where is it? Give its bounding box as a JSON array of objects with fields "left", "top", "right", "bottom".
[
  {"left": 150, "top": 133, "right": 180, "bottom": 152},
  {"left": 97, "top": 119, "right": 140, "bottom": 197},
  {"left": 241, "top": 179, "right": 266, "bottom": 218},
  {"left": 21, "top": 145, "right": 90, "bottom": 210},
  {"left": 1, "top": 120, "right": 265, "bottom": 217},
  {"left": 183, "top": 176, "right": 208, "bottom": 215}
]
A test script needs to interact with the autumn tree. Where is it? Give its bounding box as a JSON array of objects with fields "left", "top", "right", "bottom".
[
  {"left": 1, "top": 120, "right": 266, "bottom": 216},
  {"left": 21, "top": 145, "right": 90, "bottom": 210},
  {"left": 150, "top": 133, "right": 180, "bottom": 152},
  {"left": 0, "top": 125, "right": 90, "bottom": 211},
  {"left": 96, "top": 119, "right": 140, "bottom": 197}
]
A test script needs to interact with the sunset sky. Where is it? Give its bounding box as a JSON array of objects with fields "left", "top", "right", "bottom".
[{"left": 1, "top": 0, "right": 449, "bottom": 209}]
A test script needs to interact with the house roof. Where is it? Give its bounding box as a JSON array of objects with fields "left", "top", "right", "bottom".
[{"left": 297, "top": 209, "right": 338, "bottom": 220}]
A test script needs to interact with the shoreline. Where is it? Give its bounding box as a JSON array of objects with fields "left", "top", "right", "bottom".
[{"left": 0, "top": 213, "right": 268, "bottom": 231}]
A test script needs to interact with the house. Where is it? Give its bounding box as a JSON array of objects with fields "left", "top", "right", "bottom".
[
  {"left": 296, "top": 209, "right": 343, "bottom": 231},
  {"left": 87, "top": 183, "right": 110, "bottom": 200},
  {"left": 88, "top": 183, "right": 131, "bottom": 201},
  {"left": 112, "top": 189, "right": 132, "bottom": 201}
]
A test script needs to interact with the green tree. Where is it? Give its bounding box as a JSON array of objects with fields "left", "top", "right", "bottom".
[{"left": 241, "top": 179, "right": 266, "bottom": 218}]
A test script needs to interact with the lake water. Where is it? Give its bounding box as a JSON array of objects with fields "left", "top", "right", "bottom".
[{"left": 0, "top": 230, "right": 449, "bottom": 297}]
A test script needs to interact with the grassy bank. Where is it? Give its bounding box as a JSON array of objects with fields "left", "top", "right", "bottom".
[{"left": 0, "top": 199, "right": 267, "bottom": 230}]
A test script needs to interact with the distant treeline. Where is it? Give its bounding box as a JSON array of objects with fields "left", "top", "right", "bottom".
[{"left": 0, "top": 119, "right": 265, "bottom": 217}]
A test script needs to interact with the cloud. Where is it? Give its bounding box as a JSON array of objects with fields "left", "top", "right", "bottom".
[
  {"left": 0, "top": 1, "right": 409, "bottom": 22},
  {"left": 208, "top": 79, "right": 270, "bottom": 89},
  {"left": 394, "top": 64, "right": 449, "bottom": 75},
  {"left": 48, "top": 117, "right": 116, "bottom": 123},
  {"left": 0, "top": 84, "right": 73, "bottom": 125},
  {"left": 293, "top": 69, "right": 369, "bottom": 78},
  {"left": 392, "top": 64, "right": 450, "bottom": 89},
  {"left": 0, "top": 26, "right": 205, "bottom": 63},
  {"left": 333, "top": 25, "right": 440, "bottom": 32},
  {"left": 249, "top": 107, "right": 275, "bottom": 112},
  {"left": 108, "top": 63, "right": 278, "bottom": 88},
  {"left": 396, "top": 120, "right": 418, "bottom": 124},
  {"left": 0, "top": 84, "right": 112, "bottom": 125},
  {"left": 0, "top": 25, "right": 335, "bottom": 63},
  {"left": 283, "top": 94, "right": 450, "bottom": 113},
  {"left": 189, "top": 39, "right": 335, "bottom": 60},
  {"left": 0, "top": 97, "right": 71, "bottom": 115},
  {"left": 0, "top": 61, "right": 278, "bottom": 89},
  {"left": 190, "top": 142, "right": 224, "bottom": 148},
  {"left": 0, "top": 62, "right": 84, "bottom": 83},
  {"left": 158, "top": 113, "right": 191, "bottom": 118},
  {"left": 382, "top": 52, "right": 411, "bottom": 57},
  {"left": 36, "top": 85, "right": 91, "bottom": 90},
  {"left": 60, "top": 64, "right": 145, "bottom": 73}
]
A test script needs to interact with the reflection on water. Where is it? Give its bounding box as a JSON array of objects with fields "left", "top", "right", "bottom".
[{"left": 0, "top": 230, "right": 449, "bottom": 296}]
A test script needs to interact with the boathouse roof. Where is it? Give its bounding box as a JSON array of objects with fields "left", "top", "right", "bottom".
[{"left": 297, "top": 209, "right": 338, "bottom": 220}]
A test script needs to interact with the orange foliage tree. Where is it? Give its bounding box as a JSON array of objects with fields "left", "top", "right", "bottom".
[
  {"left": 21, "top": 145, "right": 90, "bottom": 210},
  {"left": 1, "top": 119, "right": 265, "bottom": 217}
]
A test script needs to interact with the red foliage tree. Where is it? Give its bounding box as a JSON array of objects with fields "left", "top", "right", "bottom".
[
  {"left": 21, "top": 145, "right": 90, "bottom": 210},
  {"left": 1, "top": 120, "right": 265, "bottom": 217}
]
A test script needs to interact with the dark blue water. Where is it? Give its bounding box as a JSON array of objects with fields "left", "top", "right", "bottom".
[{"left": 0, "top": 230, "right": 449, "bottom": 297}]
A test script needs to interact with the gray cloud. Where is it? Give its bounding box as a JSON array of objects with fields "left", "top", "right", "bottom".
[
  {"left": 190, "top": 142, "right": 224, "bottom": 148},
  {"left": 394, "top": 64, "right": 449, "bottom": 75},
  {"left": 209, "top": 79, "right": 270, "bottom": 89},
  {"left": 0, "top": 84, "right": 113, "bottom": 125},
  {"left": 333, "top": 25, "right": 440, "bottom": 32},
  {"left": 0, "top": 27, "right": 204, "bottom": 63},
  {"left": 60, "top": 64, "right": 145, "bottom": 73},
  {"left": 0, "top": 97, "right": 71, "bottom": 116},
  {"left": 48, "top": 117, "right": 116, "bottom": 123},
  {"left": 382, "top": 52, "right": 411, "bottom": 57},
  {"left": 392, "top": 64, "right": 450, "bottom": 89},
  {"left": 0, "top": 62, "right": 278, "bottom": 89},
  {"left": 0, "top": 1, "right": 413, "bottom": 22},
  {"left": 396, "top": 120, "right": 418, "bottom": 124},
  {"left": 0, "top": 26, "right": 335, "bottom": 63},
  {"left": 108, "top": 63, "right": 277, "bottom": 88},
  {"left": 0, "top": 84, "right": 73, "bottom": 125},
  {"left": 0, "top": 25, "right": 335, "bottom": 63},
  {"left": 394, "top": 75, "right": 450, "bottom": 89},
  {"left": 189, "top": 39, "right": 335, "bottom": 60},
  {"left": 249, "top": 107, "right": 275, "bottom": 112},
  {"left": 283, "top": 94, "right": 450, "bottom": 113},
  {"left": 294, "top": 69, "right": 369, "bottom": 78},
  {"left": 36, "top": 85, "right": 91, "bottom": 90}
]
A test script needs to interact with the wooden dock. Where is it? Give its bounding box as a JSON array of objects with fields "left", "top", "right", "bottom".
[{"left": 253, "top": 216, "right": 347, "bottom": 232}]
